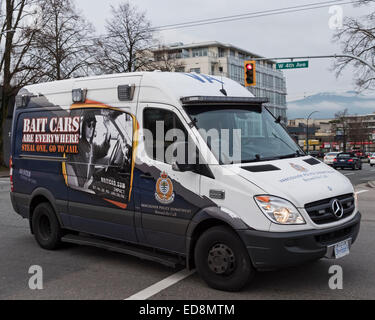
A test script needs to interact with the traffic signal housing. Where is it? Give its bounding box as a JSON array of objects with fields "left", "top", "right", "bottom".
[{"left": 244, "top": 60, "right": 256, "bottom": 87}]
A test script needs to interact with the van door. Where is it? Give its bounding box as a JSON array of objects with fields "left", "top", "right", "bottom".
[
  {"left": 135, "top": 104, "right": 205, "bottom": 254},
  {"left": 65, "top": 107, "right": 137, "bottom": 242}
]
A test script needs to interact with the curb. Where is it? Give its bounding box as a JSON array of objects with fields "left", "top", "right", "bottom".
[{"left": 367, "top": 181, "right": 375, "bottom": 189}]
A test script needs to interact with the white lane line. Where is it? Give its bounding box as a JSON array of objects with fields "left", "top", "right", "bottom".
[
  {"left": 125, "top": 269, "right": 196, "bottom": 300},
  {"left": 344, "top": 173, "right": 355, "bottom": 176},
  {"left": 356, "top": 190, "right": 369, "bottom": 195}
]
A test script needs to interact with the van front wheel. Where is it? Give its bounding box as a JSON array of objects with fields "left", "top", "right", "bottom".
[
  {"left": 194, "top": 226, "right": 254, "bottom": 291},
  {"left": 32, "top": 203, "right": 63, "bottom": 250}
]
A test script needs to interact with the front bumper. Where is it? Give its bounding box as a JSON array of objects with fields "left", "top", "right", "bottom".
[{"left": 238, "top": 212, "right": 361, "bottom": 270}]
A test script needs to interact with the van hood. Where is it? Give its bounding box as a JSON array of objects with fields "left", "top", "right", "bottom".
[{"left": 231, "top": 157, "right": 354, "bottom": 208}]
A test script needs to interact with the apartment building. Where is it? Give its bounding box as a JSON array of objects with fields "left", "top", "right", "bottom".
[{"left": 151, "top": 41, "right": 288, "bottom": 121}]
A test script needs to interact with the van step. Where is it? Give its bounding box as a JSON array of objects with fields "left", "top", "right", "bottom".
[{"left": 61, "top": 234, "right": 183, "bottom": 268}]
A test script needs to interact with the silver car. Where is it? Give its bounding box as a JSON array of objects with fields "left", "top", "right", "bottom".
[
  {"left": 370, "top": 153, "right": 375, "bottom": 167},
  {"left": 324, "top": 152, "right": 340, "bottom": 165}
]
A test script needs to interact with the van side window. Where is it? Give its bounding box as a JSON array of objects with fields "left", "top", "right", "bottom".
[{"left": 143, "top": 108, "right": 187, "bottom": 163}]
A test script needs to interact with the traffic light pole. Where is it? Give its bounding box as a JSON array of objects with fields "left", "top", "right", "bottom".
[{"left": 250, "top": 54, "right": 375, "bottom": 73}]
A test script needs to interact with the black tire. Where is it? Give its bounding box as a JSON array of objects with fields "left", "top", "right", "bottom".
[
  {"left": 32, "top": 202, "right": 63, "bottom": 250},
  {"left": 194, "top": 226, "right": 254, "bottom": 292}
]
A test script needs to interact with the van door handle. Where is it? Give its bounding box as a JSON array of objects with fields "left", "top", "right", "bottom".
[{"left": 140, "top": 172, "right": 154, "bottom": 180}]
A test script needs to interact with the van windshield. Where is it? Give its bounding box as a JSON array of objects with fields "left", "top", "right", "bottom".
[{"left": 185, "top": 105, "right": 304, "bottom": 164}]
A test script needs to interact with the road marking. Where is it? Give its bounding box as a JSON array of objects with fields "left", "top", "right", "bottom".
[
  {"left": 344, "top": 173, "right": 355, "bottom": 176},
  {"left": 125, "top": 269, "right": 196, "bottom": 300},
  {"left": 356, "top": 190, "right": 369, "bottom": 195}
]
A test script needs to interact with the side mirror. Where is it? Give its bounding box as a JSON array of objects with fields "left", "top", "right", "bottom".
[
  {"left": 170, "top": 141, "right": 215, "bottom": 179},
  {"left": 170, "top": 141, "right": 198, "bottom": 172},
  {"left": 172, "top": 161, "right": 195, "bottom": 172}
]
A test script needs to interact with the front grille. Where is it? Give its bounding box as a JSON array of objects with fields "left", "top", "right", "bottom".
[
  {"left": 315, "top": 226, "right": 353, "bottom": 245},
  {"left": 304, "top": 193, "right": 355, "bottom": 225}
]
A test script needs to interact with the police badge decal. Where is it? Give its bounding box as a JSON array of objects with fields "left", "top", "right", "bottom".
[{"left": 155, "top": 171, "right": 175, "bottom": 204}]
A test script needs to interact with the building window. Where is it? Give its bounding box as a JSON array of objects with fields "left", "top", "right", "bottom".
[
  {"left": 192, "top": 47, "right": 208, "bottom": 57},
  {"left": 182, "top": 49, "right": 190, "bottom": 58},
  {"left": 190, "top": 68, "right": 201, "bottom": 73},
  {"left": 175, "top": 66, "right": 185, "bottom": 72},
  {"left": 211, "top": 64, "right": 215, "bottom": 75},
  {"left": 238, "top": 52, "right": 245, "bottom": 60},
  {"left": 218, "top": 47, "right": 225, "bottom": 57}
]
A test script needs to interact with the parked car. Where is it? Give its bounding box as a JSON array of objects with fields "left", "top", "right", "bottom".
[
  {"left": 333, "top": 152, "right": 362, "bottom": 170},
  {"left": 365, "top": 152, "right": 372, "bottom": 163},
  {"left": 369, "top": 153, "right": 375, "bottom": 167},
  {"left": 324, "top": 152, "right": 340, "bottom": 165}
]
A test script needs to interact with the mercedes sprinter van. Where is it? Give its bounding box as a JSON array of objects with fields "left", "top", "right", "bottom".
[{"left": 10, "top": 72, "right": 360, "bottom": 291}]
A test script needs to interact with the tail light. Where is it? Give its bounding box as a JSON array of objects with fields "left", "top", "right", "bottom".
[
  {"left": 371, "top": 157, "right": 375, "bottom": 160},
  {"left": 333, "top": 158, "right": 337, "bottom": 162},
  {"left": 348, "top": 159, "right": 354, "bottom": 162},
  {"left": 9, "top": 156, "right": 14, "bottom": 192}
]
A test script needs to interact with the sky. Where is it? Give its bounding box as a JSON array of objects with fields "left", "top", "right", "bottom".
[{"left": 76, "top": 0, "right": 374, "bottom": 102}]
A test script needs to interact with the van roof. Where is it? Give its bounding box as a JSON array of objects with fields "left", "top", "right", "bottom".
[{"left": 18, "top": 72, "right": 255, "bottom": 109}]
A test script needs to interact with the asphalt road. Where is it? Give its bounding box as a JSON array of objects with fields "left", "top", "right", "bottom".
[
  {"left": 334, "top": 162, "right": 375, "bottom": 186},
  {"left": 0, "top": 165, "right": 374, "bottom": 300}
]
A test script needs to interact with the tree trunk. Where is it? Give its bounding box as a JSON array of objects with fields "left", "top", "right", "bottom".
[{"left": 0, "top": 0, "right": 14, "bottom": 166}]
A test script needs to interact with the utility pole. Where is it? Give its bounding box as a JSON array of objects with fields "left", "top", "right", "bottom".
[{"left": 306, "top": 111, "right": 319, "bottom": 154}]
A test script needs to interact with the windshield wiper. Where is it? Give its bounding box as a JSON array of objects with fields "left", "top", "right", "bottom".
[
  {"left": 240, "top": 150, "right": 304, "bottom": 163},
  {"left": 277, "top": 151, "right": 304, "bottom": 159}
]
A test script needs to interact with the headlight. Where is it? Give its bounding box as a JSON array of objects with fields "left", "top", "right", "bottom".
[{"left": 254, "top": 195, "right": 305, "bottom": 225}]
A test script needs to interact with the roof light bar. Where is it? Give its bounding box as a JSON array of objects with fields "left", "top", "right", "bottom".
[{"left": 180, "top": 96, "right": 269, "bottom": 105}]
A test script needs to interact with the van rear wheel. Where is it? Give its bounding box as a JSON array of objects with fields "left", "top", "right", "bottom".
[
  {"left": 32, "top": 203, "right": 63, "bottom": 250},
  {"left": 194, "top": 226, "right": 254, "bottom": 292}
]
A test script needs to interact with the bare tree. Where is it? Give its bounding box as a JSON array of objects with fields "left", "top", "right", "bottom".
[
  {"left": 27, "top": 0, "right": 96, "bottom": 81},
  {"left": 333, "top": 0, "right": 375, "bottom": 91},
  {"left": 331, "top": 109, "right": 350, "bottom": 152},
  {"left": 146, "top": 45, "right": 186, "bottom": 72},
  {"left": 0, "top": 0, "right": 41, "bottom": 166},
  {"left": 94, "top": 1, "right": 154, "bottom": 74}
]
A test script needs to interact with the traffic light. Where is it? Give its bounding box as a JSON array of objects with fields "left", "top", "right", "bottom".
[{"left": 244, "top": 60, "right": 256, "bottom": 87}]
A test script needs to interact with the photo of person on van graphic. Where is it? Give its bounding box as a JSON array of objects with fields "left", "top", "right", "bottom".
[
  {"left": 74, "top": 112, "right": 100, "bottom": 189},
  {"left": 65, "top": 108, "right": 133, "bottom": 204}
]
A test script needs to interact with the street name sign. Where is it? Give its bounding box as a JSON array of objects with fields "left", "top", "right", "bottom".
[{"left": 276, "top": 61, "right": 309, "bottom": 70}]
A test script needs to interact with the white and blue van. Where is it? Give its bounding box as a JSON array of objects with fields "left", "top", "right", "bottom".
[{"left": 10, "top": 72, "right": 360, "bottom": 291}]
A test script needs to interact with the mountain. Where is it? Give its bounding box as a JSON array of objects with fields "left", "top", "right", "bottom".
[{"left": 287, "top": 91, "right": 375, "bottom": 119}]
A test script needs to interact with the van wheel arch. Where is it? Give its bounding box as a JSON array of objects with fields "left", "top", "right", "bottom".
[
  {"left": 187, "top": 218, "right": 238, "bottom": 270},
  {"left": 29, "top": 189, "right": 61, "bottom": 234}
]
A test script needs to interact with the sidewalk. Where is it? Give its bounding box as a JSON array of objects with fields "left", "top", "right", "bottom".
[{"left": 0, "top": 170, "right": 9, "bottom": 178}]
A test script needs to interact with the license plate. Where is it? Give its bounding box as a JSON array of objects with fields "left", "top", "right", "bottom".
[
  {"left": 334, "top": 239, "right": 350, "bottom": 259},
  {"left": 340, "top": 160, "right": 345, "bottom": 162}
]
